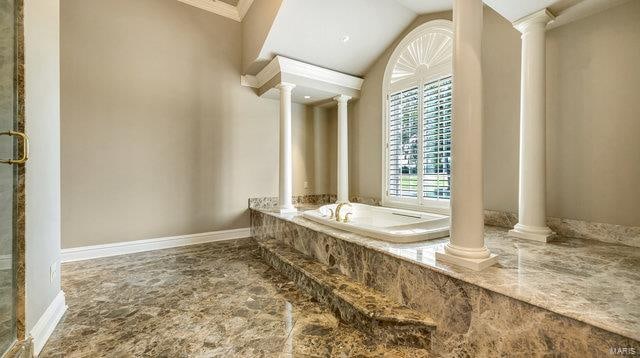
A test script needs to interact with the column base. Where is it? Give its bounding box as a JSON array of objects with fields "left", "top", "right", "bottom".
[
  {"left": 436, "top": 250, "right": 498, "bottom": 271},
  {"left": 278, "top": 206, "right": 297, "bottom": 214},
  {"left": 508, "top": 223, "right": 555, "bottom": 242}
]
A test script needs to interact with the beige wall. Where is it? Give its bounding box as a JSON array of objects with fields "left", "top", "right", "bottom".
[
  {"left": 241, "top": 0, "right": 283, "bottom": 74},
  {"left": 546, "top": 0, "right": 640, "bottom": 226},
  {"left": 25, "top": 0, "right": 63, "bottom": 334},
  {"left": 350, "top": 3, "right": 640, "bottom": 226},
  {"left": 61, "top": 0, "right": 315, "bottom": 249},
  {"left": 312, "top": 107, "right": 331, "bottom": 194},
  {"left": 481, "top": 7, "right": 522, "bottom": 213}
]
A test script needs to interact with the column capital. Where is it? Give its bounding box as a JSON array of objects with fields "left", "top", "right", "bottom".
[
  {"left": 513, "top": 9, "right": 555, "bottom": 33},
  {"left": 333, "top": 94, "right": 352, "bottom": 104},
  {"left": 275, "top": 82, "right": 296, "bottom": 92}
]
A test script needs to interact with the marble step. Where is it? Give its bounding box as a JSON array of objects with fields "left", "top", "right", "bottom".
[{"left": 257, "top": 239, "right": 437, "bottom": 349}]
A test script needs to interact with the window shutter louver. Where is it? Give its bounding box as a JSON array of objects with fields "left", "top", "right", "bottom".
[
  {"left": 383, "top": 21, "right": 453, "bottom": 210},
  {"left": 388, "top": 87, "right": 419, "bottom": 198},
  {"left": 423, "top": 76, "right": 453, "bottom": 200}
]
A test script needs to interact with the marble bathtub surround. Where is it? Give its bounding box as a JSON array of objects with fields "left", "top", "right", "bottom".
[
  {"left": 248, "top": 194, "right": 386, "bottom": 210},
  {"left": 248, "top": 194, "right": 336, "bottom": 210},
  {"left": 259, "top": 239, "right": 436, "bottom": 349},
  {"left": 251, "top": 207, "right": 640, "bottom": 355},
  {"left": 484, "top": 209, "right": 640, "bottom": 248},
  {"left": 41, "top": 239, "right": 431, "bottom": 357},
  {"left": 250, "top": 196, "right": 640, "bottom": 248},
  {"left": 483, "top": 209, "right": 519, "bottom": 228}
]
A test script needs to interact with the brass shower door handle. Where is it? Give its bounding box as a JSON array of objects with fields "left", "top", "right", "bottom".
[{"left": 0, "top": 130, "right": 29, "bottom": 164}]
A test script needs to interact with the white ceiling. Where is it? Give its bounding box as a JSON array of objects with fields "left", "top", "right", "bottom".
[
  {"left": 235, "top": 0, "right": 623, "bottom": 77},
  {"left": 393, "top": 0, "right": 583, "bottom": 23},
  {"left": 484, "top": 0, "right": 562, "bottom": 22},
  {"left": 394, "top": 0, "right": 453, "bottom": 14},
  {"left": 253, "top": 0, "right": 590, "bottom": 76},
  {"left": 257, "top": 0, "right": 416, "bottom": 77}
]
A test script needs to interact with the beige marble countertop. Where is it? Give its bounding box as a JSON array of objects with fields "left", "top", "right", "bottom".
[{"left": 254, "top": 205, "right": 640, "bottom": 342}]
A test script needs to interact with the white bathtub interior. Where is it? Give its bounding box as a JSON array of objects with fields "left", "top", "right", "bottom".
[{"left": 302, "top": 203, "right": 450, "bottom": 243}]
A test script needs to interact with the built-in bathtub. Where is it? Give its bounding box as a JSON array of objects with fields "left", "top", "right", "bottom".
[{"left": 302, "top": 203, "right": 450, "bottom": 243}]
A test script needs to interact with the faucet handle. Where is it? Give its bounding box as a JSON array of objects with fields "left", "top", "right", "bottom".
[
  {"left": 343, "top": 212, "right": 353, "bottom": 223},
  {"left": 327, "top": 208, "right": 334, "bottom": 219}
]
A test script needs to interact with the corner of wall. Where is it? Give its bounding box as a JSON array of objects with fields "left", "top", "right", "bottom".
[{"left": 23, "top": 0, "right": 62, "bottom": 336}]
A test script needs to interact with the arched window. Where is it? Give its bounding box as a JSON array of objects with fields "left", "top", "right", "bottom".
[{"left": 382, "top": 20, "right": 453, "bottom": 212}]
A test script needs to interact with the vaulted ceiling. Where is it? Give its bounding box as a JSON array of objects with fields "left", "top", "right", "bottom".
[
  {"left": 178, "top": 0, "right": 632, "bottom": 76},
  {"left": 252, "top": 0, "right": 416, "bottom": 77}
]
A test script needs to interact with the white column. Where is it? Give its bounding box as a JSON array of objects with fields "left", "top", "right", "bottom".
[
  {"left": 334, "top": 95, "right": 351, "bottom": 203},
  {"left": 277, "top": 82, "right": 296, "bottom": 213},
  {"left": 436, "top": 0, "right": 497, "bottom": 271},
  {"left": 509, "top": 9, "right": 555, "bottom": 242}
]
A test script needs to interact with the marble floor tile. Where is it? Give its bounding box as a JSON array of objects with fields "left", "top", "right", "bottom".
[
  {"left": 40, "top": 239, "right": 429, "bottom": 357},
  {"left": 0, "top": 268, "right": 15, "bottom": 354}
]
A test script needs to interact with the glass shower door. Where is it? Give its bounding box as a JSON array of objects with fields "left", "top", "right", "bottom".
[{"left": 0, "top": 0, "right": 17, "bottom": 353}]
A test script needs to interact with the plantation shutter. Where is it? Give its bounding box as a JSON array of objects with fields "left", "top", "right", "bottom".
[
  {"left": 388, "top": 87, "right": 419, "bottom": 198},
  {"left": 423, "top": 76, "right": 453, "bottom": 200}
]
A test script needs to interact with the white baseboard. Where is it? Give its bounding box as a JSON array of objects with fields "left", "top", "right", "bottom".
[
  {"left": 0, "top": 254, "right": 11, "bottom": 270},
  {"left": 30, "top": 290, "right": 67, "bottom": 356},
  {"left": 61, "top": 227, "right": 252, "bottom": 263}
]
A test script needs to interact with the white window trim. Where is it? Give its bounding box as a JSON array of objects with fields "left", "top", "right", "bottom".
[{"left": 381, "top": 20, "right": 454, "bottom": 215}]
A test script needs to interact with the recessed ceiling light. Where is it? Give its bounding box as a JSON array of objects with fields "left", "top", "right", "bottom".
[
  {"left": 304, "top": 96, "right": 311, "bottom": 99},
  {"left": 342, "top": 35, "right": 350, "bottom": 43}
]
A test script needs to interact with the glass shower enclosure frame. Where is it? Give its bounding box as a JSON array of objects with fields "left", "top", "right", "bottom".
[{"left": 1, "top": 0, "right": 26, "bottom": 355}]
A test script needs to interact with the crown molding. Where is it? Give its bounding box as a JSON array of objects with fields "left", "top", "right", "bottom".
[
  {"left": 278, "top": 56, "right": 364, "bottom": 91},
  {"left": 513, "top": 8, "right": 555, "bottom": 33},
  {"left": 240, "top": 75, "right": 259, "bottom": 88},
  {"left": 242, "top": 56, "right": 364, "bottom": 91},
  {"left": 237, "top": 0, "right": 255, "bottom": 20},
  {"left": 333, "top": 94, "right": 352, "bottom": 103},
  {"left": 176, "top": 0, "right": 254, "bottom": 22},
  {"left": 547, "top": 0, "right": 632, "bottom": 30}
]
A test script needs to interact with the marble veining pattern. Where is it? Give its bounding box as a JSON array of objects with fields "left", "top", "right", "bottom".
[
  {"left": 546, "top": 216, "right": 640, "bottom": 248},
  {"left": 248, "top": 194, "right": 382, "bottom": 210},
  {"left": 40, "top": 239, "right": 431, "bottom": 357},
  {"left": 484, "top": 209, "right": 640, "bottom": 248},
  {"left": 251, "top": 207, "right": 640, "bottom": 347},
  {"left": 250, "top": 196, "right": 640, "bottom": 247},
  {"left": 249, "top": 194, "right": 336, "bottom": 210},
  {"left": 483, "top": 209, "right": 519, "bottom": 228},
  {"left": 259, "top": 240, "right": 436, "bottom": 349}
]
